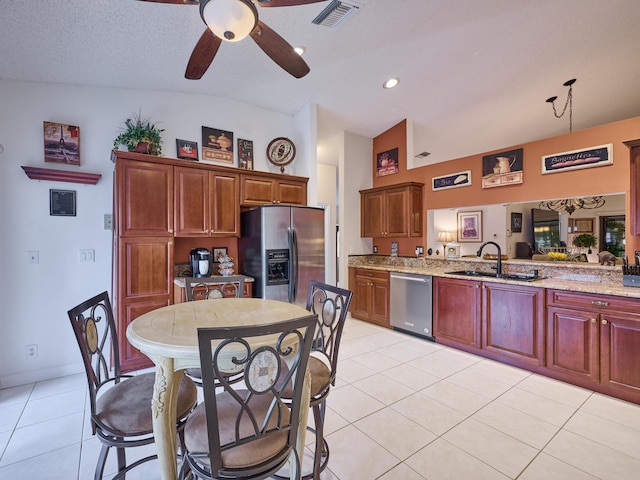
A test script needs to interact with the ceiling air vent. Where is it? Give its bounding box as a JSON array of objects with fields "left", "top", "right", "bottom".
[
  {"left": 415, "top": 151, "right": 431, "bottom": 159},
  {"left": 312, "top": 0, "right": 359, "bottom": 29}
]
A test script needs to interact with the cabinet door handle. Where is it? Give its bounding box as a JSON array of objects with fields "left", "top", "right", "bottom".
[
  {"left": 591, "top": 318, "right": 597, "bottom": 323},
  {"left": 602, "top": 319, "right": 608, "bottom": 325},
  {"left": 591, "top": 300, "right": 609, "bottom": 307}
]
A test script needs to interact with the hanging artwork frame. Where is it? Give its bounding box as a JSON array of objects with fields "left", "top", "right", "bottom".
[
  {"left": 44, "top": 121, "right": 80, "bottom": 166},
  {"left": 457, "top": 211, "right": 483, "bottom": 242}
]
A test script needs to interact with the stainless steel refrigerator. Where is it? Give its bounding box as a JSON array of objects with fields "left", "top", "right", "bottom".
[{"left": 239, "top": 205, "right": 325, "bottom": 308}]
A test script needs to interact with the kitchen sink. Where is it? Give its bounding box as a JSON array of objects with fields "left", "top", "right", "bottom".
[{"left": 446, "top": 270, "right": 542, "bottom": 282}]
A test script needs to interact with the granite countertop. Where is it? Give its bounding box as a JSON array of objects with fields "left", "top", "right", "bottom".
[
  {"left": 348, "top": 255, "right": 640, "bottom": 299},
  {"left": 173, "top": 275, "right": 254, "bottom": 288}
]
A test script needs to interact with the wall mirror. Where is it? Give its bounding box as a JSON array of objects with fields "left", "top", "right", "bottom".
[{"left": 427, "top": 193, "right": 625, "bottom": 262}]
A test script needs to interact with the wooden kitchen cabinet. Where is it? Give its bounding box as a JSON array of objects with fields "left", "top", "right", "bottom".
[
  {"left": 360, "top": 182, "right": 423, "bottom": 238},
  {"left": 174, "top": 166, "right": 239, "bottom": 237},
  {"left": 115, "top": 157, "right": 174, "bottom": 237},
  {"left": 434, "top": 276, "right": 481, "bottom": 348},
  {"left": 482, "top": 282, "right": 545, "bottom": 366},
  {"left": 114, "top": 236, "right": 173, "bottom": 371},
  {"left": 546, "top": 289, "right": 640, "bottom": 402},
  {"left": 349, "top": 268, "right": 390, "bottom": 327},
  {"left": 434, "top": 277, "right": 545, "bottom": 367},
  {"left": 240, "top": 172, "right": 308, "bottom": 206}
]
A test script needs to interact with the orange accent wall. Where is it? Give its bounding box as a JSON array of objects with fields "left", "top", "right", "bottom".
[{"left": 371, "top": 116, "right": 640, "bottom": 256}]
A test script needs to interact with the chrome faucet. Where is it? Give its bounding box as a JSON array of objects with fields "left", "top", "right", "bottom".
[{"left": 477, "top": 241, "right": 503, "bottom": 277}]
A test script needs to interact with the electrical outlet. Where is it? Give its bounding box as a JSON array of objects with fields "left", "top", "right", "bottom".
[
  {"left": 28, "top": 250, "right": 39, "bottom": 264},
  {"left": 104, "top": 214, "right": 113, "bottom": 230},
  {"left": 416, "top": 246, "right": 424, "bottom": 254},
  {"left": 26, "top": 344, "right": 37, "bottom": 358},
  {"left": 79, "top": 249, "right": 95, "bottom": 263},
  {"left": 373, "top": 245, "right": 378, "bottom": 253}
]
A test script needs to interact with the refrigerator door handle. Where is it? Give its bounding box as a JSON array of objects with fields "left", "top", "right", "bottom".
[{"left": 289, "top": 227, "right": 298, "bottom": 304}]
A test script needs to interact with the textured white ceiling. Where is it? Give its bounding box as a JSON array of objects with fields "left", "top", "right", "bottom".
[{"left": 2, "top": 0, "right": 640, "bottom": 164}]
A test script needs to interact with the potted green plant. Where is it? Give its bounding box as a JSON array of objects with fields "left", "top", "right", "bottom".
[
  {"left": 113, "top": 111, "right": 164, "bottom": 156},
  {"left": 573, "top": 233, "right": 597, "bottom": 253}
]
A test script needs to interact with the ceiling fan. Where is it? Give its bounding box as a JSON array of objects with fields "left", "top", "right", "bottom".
[{"left": 138, "top": 0, "right": 325, "bottom": 80}]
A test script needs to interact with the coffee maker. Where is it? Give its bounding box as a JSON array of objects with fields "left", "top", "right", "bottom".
[{"left": 190, "top": 248, "right": 212, "bottom": 278}]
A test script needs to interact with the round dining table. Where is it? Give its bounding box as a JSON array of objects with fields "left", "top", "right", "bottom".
[{"left": 126, "top": 297, "right": 315, "bottom": 480}]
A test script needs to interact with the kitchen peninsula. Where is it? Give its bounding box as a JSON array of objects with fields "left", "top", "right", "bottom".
[{"left": 349, "top": 254, "right": 640, "bottom": 405}]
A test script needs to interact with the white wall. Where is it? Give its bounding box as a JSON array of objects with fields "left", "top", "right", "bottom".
[
  {"left": 338, "top": 131, "right": 373, "bottom": 287},
  {"left": 0, "top": 79, "right": 312, "bottom": 388},
  {"left": 318, "top": 164, "right": 337, "bottom": 285}
]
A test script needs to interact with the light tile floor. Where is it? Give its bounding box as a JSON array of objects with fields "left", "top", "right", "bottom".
[{"left": 2, "top": 316, "right": 640, "bottom": 479}]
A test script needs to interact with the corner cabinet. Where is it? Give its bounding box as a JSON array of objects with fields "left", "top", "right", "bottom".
[
  {"left": 348, "top": 268, "right": 390, "bottom": 327},
  {"left": 360, "top": 182, "right": 423, "bottom": 238},
  {"left": 240, "top": 172, "right": 308, "bottom": 206}
]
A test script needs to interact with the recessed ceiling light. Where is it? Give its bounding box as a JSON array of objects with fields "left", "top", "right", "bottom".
[
  {"left": 294, "top": 46, "right": 306, "bottom": 56},
  {"left": 383, "top": 77, "right": 399, "bottom": 89}
]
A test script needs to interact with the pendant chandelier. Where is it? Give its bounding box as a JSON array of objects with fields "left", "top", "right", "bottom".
[{"left": 538, "top": 196, "right": 605, "bottom": 215}]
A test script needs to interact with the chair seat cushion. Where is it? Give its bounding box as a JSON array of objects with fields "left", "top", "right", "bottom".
[
  {"left": 96, "top": 372, "right": 197, "bottom": 436},
  {"left": 308, "top": 356, "right": 331, "bottom": 398},
  {"left": 185, "top": 389, "right": 290, "bottom": 469}
]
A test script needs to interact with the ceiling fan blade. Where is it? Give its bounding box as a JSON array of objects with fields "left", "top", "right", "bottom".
[
  {"left": 256, "top": 0, "right": 325, "bottom": 7},
  {"left": 185, "top": 29, "right": 223, "bottom": 80},
  {"left": 136, "top": 0, "right": 198, "bottom": 4},
  {"left": 250, "top": 21, "right": 310, "bottom": 78}
]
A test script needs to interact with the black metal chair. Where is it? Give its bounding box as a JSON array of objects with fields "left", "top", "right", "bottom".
[
  {"left": 183, "top": 276, "right": 246, "bottom": 386},
  {"left": 300, "top": 281, "right": 353, "bottom": 479},
  {"left": 184, "top": 276, "right": 245, "bottom": 301},
  {"left": 68, "top": 291, "right": 198, "bottom": 480},
  {"left": 179, "top": 314, "right": 317, "bottom": 480}
]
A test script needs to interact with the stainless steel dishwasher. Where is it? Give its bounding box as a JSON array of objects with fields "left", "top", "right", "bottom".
[{"left": 390, "top": 272, "right": 434, "bottom": 340}]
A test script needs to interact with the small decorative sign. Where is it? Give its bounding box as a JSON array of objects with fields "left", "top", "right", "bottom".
[
  {"left": 202, "top": 126, "right": 233, "bottom": 163},
  {"left": 50, "top": 189, "right": 76, "bottom": 216},
  {"left": 176, "top": 139, "right": 198, "bottom": 161},
  {"left": 432, "top": 170, "right": 471, "bottom": 191},
  {"left": 542, "top": 144, "right": 613, "bottom": 174},
  {"left": 238, "top": 138, "right": 254, "bottom": 170},
  {"left": 44, "top": 121, "right": 80, "bottom": 166},
  {"left": 482, "top": 148, "right": 523, "bottom": 188},
  {"left": 376, "top": 148, "right": 399, "bottom": 177}
]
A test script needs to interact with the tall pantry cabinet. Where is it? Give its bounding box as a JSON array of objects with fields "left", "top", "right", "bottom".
[{"left": 112, "top": 153, "right": 174, "bottom": 371}]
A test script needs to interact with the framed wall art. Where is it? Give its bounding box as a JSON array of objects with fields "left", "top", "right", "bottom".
[
  {"left": 237, "top": 138, "right": 254, "bottom": 169},
  {"left": 511, "top": 212, "right": 523, "bottom": 233},
  {"left": 457, "top": 211, "right": 483, "bottom": 242},
  {"left": 176, "top": 139, "right": 198, "bottom": 160},
  {"left": 481, "top": 148, "right": 523, "bottom": 188},
  {"left": 542, "top": 144, "right": 613, "bottom": 174},
  {"left": 44, "top": 121, "right": 80, "bottom": 166},
  {"left": 376, "top": 148, "right": 398, "bottom": 177},
  {"left": 432, "top": 170, "right": 471, "bottom": 191},
  {"left": 569, "top": 218, "right": 594, "bottom": 233},
  {"left": 50, "top": 189, "right": 76, "bottom": 216},
  {"left": 201, "top": 126, "right": 233, "bottom": 163}
]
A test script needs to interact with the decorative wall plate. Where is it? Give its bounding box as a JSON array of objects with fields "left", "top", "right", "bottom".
[{"left": 267, "top": 137, "right": 296, "bottom": 173}]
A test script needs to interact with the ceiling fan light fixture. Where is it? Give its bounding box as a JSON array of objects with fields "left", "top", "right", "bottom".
[
  {"left": 200, "top": 0, "right": 258, "bottom": 42},
  {"left": 383, "top": 77, "right": 399, "bottom": 89},
  {"left": 294, "top": 46, "right": 306, "bottom": 56}
]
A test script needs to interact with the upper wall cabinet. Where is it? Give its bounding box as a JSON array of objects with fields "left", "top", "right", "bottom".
[
  {"left": 115, "top": 157, "right": 174, "bottom": 237},
  {"left": 360, "top": 182, "right": 424, "bottom": 238},
  {"left": 174, "top": 166, "right": 239, "bottom": 237},
  {"left": 240, "top": 172, "right": 308, "bottom": 206}
]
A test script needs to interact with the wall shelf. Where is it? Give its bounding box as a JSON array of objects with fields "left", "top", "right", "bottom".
[{"left": 21, "top": 166, "right": 101, "bottom": 185}]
